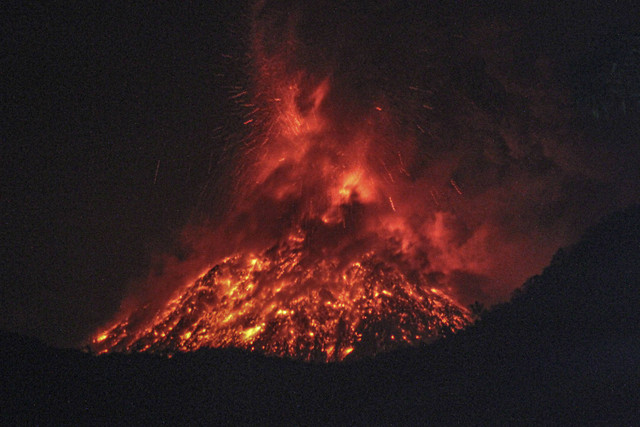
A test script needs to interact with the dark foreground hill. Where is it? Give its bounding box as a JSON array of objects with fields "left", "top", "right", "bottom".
[{"left": 2, "top": 205, "right": 639, "bottom": 425}]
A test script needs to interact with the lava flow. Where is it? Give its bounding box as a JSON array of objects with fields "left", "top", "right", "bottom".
[
  {"left": 92, "top": 9, "right": 474, "bottom": 361},
  {"left": 92, "top": 75, "right": 470, "bottom": 361},
  {"left": 95, "top": 252, "right": 469, "bottom": 361}
]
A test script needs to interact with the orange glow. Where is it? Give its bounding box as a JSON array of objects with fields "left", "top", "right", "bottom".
[
  {"left": 341, "top": 347, "right": 354, "bottom": 358},
  {"left": 92, "top": 40, "right": 473, "bottom": 362},
  {"left": 92, "top": 235, "right": 469, "bottom": 361},
  {"left": 242, "top": 325, "right": 263, "bottom": 341}
]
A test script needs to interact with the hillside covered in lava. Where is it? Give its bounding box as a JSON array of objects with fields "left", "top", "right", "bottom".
[
  {"left": 80, "top": 0, "right": 639, "bottom": 362},
  {"left": 4, "top": 0, "right": 640, "bottom": 352},
  {"left": 3, "top": 206, "right": 639, "bottom": 425}
]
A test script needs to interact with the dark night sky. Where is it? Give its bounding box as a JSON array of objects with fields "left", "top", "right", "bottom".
[
  {"left": 2, "top": 1, "right": 639, "bottom": 348},
  {"left": 2, "top": 1, "right": 249, "bottom": 345}
]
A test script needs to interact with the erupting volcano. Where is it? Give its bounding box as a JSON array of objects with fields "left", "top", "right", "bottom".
[
  {"left": 95, "top": 254, "right": 469, "bottom": 361},
  {"left": 92, "top": 3, "right": 583, "bottom": 361},
  {"left": 93, "top": 64, "right": 472, "bottom": 360}
]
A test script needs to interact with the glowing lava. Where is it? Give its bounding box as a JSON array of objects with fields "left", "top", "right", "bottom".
[
  {"left": 92, "top": 13, "right": 474, "bottom": 361},
  {"left": 95, "top": 245, "right": 469, "bottom": 361}
]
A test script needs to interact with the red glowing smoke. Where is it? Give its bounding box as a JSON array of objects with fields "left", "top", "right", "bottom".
[{"left": 92, "top": 1, "right": 640, "bottom": 359}]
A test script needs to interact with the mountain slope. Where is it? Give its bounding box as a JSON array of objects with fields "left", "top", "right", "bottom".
[{"left": 2, "top": 205, "right": 639, "bottom": 425}]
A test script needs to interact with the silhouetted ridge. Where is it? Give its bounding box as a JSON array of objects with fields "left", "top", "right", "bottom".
[
  {"left": 479, "top": 204, "right": 640, "bottom": 342},
  {"left": 3, "top": 206, "right": 639, "bottom": 425}
]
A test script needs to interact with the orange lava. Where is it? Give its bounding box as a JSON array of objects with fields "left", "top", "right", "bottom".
[
  {"left": 92, "top": 39, "right": 472, "bottom": 361},
  {"left": 94, "top": 245, "right": 469, "bottom": 361}
]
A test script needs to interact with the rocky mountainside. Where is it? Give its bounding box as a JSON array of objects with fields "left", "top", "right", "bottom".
[{"left": 3, "top": 205, "right": 639, "bottom": 425}]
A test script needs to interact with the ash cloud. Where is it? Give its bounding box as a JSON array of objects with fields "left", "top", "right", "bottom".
[
  {"left": 105, "top": 0, "right": 640, "bottom": 332},
  {"left": 241, "top": 0, "right": 640, "bottom": 306}
]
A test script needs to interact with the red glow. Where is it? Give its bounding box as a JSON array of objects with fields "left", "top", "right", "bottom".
[{"left": 91, "top": 14, "right": 488, "bottom": 361}]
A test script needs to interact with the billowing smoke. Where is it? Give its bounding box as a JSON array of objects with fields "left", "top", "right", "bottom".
[
  {"left": 94, "top": 1, "right": 640, "bottom": 354},
  {"left": 236, "top": 0, "right": 638, "bottom": 304}
]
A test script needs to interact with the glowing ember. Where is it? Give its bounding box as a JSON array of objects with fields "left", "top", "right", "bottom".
[
  {"left": 92, "top": 75, "right": 470, "bottom": 360},
  {"left": 95, "top": 245, "right": 469, "bottom": 361},
  {"left": 92, "top": 8, "right": 475, "bottom": 361}
]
